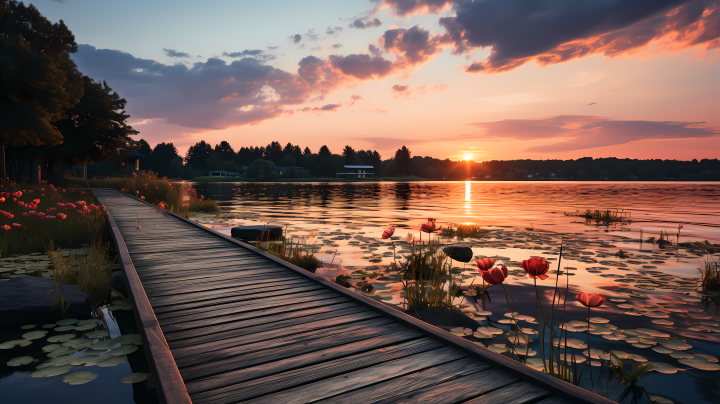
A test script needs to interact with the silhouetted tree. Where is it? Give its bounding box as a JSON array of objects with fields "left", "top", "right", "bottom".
[
  {"left": 342, "top": 145, "right": 357, "bottom": 165},
  {"left": 303, "top": 146, "right": 312, "bottom": 156},
  {"left": 318, "top": 145, "right": 331, "bottom": 158},
  {"left": 214, "top": 141, "right": 235, "bottom": 161},
  {"left": 263, "top": 141, "right": 283, "bottom": 164},
  {"left": 185, "top": 140, "right": 213, "bottom": 169},
  {"left": 151, "top": 142, "right": 181, "bottom": 177},
  {"left": 394, "top": 146, "right": 412, "bottom": 175}
]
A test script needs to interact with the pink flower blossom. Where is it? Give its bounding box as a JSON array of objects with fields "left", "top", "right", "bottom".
[
  {"left": 1, "top": 225, "right": 10, "bottom": 230},
  {"left": 46, "top": 215, "right": 56, "bottom": 219},
  {"left": 57, "top": 213, "right": 67, "bottom": 219},
  {"left": 12, "top": 223, "right": 20, "bottom": 227}
]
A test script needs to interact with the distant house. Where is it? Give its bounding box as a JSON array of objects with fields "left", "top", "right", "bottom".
[
  {"left": 337, "top": 165, "right": 374, "bottom": 179},
  {"left": 208, "top": 171, "right": 240, "bottom": 177},
  {"left": 126, "top": 150, "right": 146, "bottom": 172}
]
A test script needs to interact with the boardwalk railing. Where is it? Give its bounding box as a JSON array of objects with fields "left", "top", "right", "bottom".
[
  {"left": 99, "top": 192, "right": 191, "bottom": 404},
  {"left": 101, "top": 189, "right": 614, "bottom": 404}
]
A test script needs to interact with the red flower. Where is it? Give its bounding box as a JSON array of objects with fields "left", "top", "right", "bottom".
[
  {"left": 476, "top": 258, "right": 495, "bottom": 272},
  {"left": 1, "top": 225, "right": 10, "bottom": 230},
  {"left": 12, "top": 223, "right": 20, "bottom": 227},
  {"left": 576, "top": 293, "right": 606, "bottom": 308},
  {"left": 420, "top": 218, "right": 437, "bottom": 233},
  {"left": 481, "top": 265, "right": 508, "bottom": 285},
  {"left": 141, "top": 196, "right": 145, "bottom": 200},
  {"left": 0, "top": 197, "right": 4, "bottom": 203},
  {"left": 57, "top": 213, "right": 67, "bottom": 220},
  {"left": 522, "top": 257, "right": 550, "bottom": 280},
  {"left": 381, "top": 226, "right": 395, "bottom": 239}
]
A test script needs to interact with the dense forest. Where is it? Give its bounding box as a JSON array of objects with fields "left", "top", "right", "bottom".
[{"left": 117, "top": 138, "right": 720, "bottom": 181}]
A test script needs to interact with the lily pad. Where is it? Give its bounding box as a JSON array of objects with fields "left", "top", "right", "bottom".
[
  {"left": 20, "top": 325, "right": 36, "bottom": 330},
  {"left": 651, "top": 362, "right": 678, "bottom": 374},
  {"left": 86, "top": 330, "right": 109, "bottom": 339},
  {"left": 55, "top": 318, "right": 79, "bottom": 326},
  {"left": 7, "top": 356, "right": 33, "bottom": 366},
  {"left": 54, "top": 325, "right": 76, "bottom": 332},
  {"left": 31, "top": 365, "right": 73, "bottom": 378},
  {"left": 121, "top": 372, "right": 150, "bottom": 384},
  {"left": 659, "top": 339, "right": 692, "bottom": 350},
  {"left": 96, "top": 355, "right": 127, "bottom": 367},
  {"left": 652, "top": 346, "right": 673, "bottom": 354},
  {"left": 22, "top": 330, "right": 48, "bottom": 340},
  {"left": 0, "top": 339, "right": 32, "bottom": 349},
  {"left": 63, "top": 371, "right": 98, "bottom": 385},
  {"left": 42, "top": 324, "right": 57, "bottom": 329},
  {"left": 629, "top": 354, "right": 648, "bottom": 362},
  {"left": 47, "top": 334, "right": 75, "bottom": 343},
  {"left": 74, "top": 323, "right": 97, "bottom": 331},
  {"left": 42, "top": 344, "right": 62, "bottom": 352},
  {"left": 110, "top": 345, "right": 138, "bottom": 356},
  {"left": 588, "top": 317, "right": 610, "bottom": 324}
]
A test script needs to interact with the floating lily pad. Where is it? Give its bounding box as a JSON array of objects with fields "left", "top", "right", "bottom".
[
  {"left": 86, "top": 330, "right": 109, "bottom": 339},
  {"left": 64, "top": 339, "right": 92, "bottom": 349},
  {"left": 31, "top": 365, "right": 73, "bottom": 378},
  {"left": 652, "top": 319, "right": 674, "bottom": 325},
  {"left": 0, "top": 339, "right": 32, "bottom": 349},
  {"left": 47, "top": 346, "right": 73, "bottom": 357},
  {"left": 73, "top": 323, "right": 97, "bottom": 332},
  {"left": 47, "top": 334, "right": 75, "bottom": 343},
  {"left": 55, "top": 318, "right": 79, "bottom": 326},
  {"left": 89, "top": 340, "right": 117, "bottom": 351},
  {"left": 647, "top": 396, "right": 673, "bottom": 404},
  {"left": 42, "top": 324, "right": 57, "bottom": 329},
  {"left": 629, "top": 354, "right": 648, "bottom": 362},
  {"left": 121, "top": 372, "right": 150, "bottom": 384},
  {"left": 670, "top": 352, "right": 694, "bottom": 359},
  {"left": 651, "top": 362, "right": 678, "bottom": 374},
  {"left": 63, "top": 371, "right": 98, "bottom": 385},
  {"left": 637, "top": 328, "right": 670, "bottom": 338},
  {"left": 54, "top": 325, "right": 76, "bottom": 332},
  {"left": 487, "top": 344, "right": 507, "bottom": 353},
  {"left": 694, "top": 353, "right": 718, "bottom": 362},
  {"left": 20, "top": 325, "right": 36, "bottom": 330},
  {"left": 7, "top": 356, "right": 33, "bottom": 366},
  {"left": 659, "top": 339, "right": 692, "bottom": 350},
  {"left": 42, "top": 344, "right": 62, "bottom": 352},
  {"left": 588, "top": 317, "right": 610, "bottom": 324},
  {"left": 52, "top": 354, "right": 78, "bottom": 366},
  {"left": 22, "top": 330, "right": 48, "bottom": 340},
  {"left": 652, "top": 346, "right": 673, "bottom": 354},
  {"left": 96, "top": 355, "right": 127, "bottom": 367}
]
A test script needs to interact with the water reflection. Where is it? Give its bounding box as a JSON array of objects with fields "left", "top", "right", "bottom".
[{"left": 188, "top": 181, "right": 720, "bottom": 404}]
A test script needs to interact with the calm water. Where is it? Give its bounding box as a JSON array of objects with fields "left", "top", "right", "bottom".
[{"left": 189, "top": 181, "right": 720, "bottom": 404}]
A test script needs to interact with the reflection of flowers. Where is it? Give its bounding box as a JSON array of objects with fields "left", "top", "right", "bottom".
[
  {"left": 576, "top": 292, "right": 606, "bottom": 308},
  {"left": 381, "top": 226, "right": 395, "bottom": 239},
  {"left": 522, "top": 256, "right": 550, "bottom": 280}
]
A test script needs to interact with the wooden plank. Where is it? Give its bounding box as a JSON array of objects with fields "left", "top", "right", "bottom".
[
  {"left": 151, "top": 283, "right": 325, "bottom": 314},
  {"left": 179, "top": 321, "right": 414, "bottom": 382},
  {"left": 100, "top": 193, "right": 190, "bottom": 404},
  {"left": 311, "top": 357, "right": 490, "bottom": 404},
  {"left": 372, "top": 367, "right": 519, "bottom": 404},
  {"left": 150, "top": 279, "right": 313, "bottom": 307},
  {"left": 169, "top": 307, "right": 379, "bottom": 355},
  {"left": 139, "top": 267, "right": 285, "bottom": 286},
  {"left": 461, "top": 381, "right": 551, "bottom": 404},
  {"left": 144, "top": 275, "right": 303, "bottom": 298},
  {"left": 155, "top": 289, "right": 338, "bottom": 323},
  {"left": 188, "top": 337, "right": 445, "bottom": 402},
  {"left": 243, "top": 346, "right": 468, "bottom": 404},
  {"left": 534, "top": 397, "right": 574, "bottom": 404},
  {"left": 161, "top": 296, "right": 354, "bottom": 338}
]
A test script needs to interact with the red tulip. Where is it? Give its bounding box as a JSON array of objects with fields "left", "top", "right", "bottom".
[
  {"left": 420, "top": 218, "right": 437, "bottom": 233},
  {"left": 141, "top": 196, "right": 145, "bottom": 200},
  {"left": 522, "top": 257, "right": 550, "bottom": 280},
  {"left": 381, "top": 226, "right": 395, "bottom": 239},
  {"left": 57, "top": 213, "right": 67, "bottom": 220},
  {"left": 1, "top": 225, "right": 10, "bottom": 230},
  {"left": 476, "top": 258, "right": 495, "bottom": 272},
  {"left": 481, "top": 264, "right": 508, "bottom": 285},
  {"left": 12, "top": 223, "right": 20, "bottom": 227},
  {"left": 576, "top": 293, "right": 606, "bottom": 308},
  {"left": 0, "top": 197, "right": 4, "bottom": 203}
]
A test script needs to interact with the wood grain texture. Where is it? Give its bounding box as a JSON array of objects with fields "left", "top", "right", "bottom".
[{"left": 461, "top": 380, "right": 551, "bottom": 404}]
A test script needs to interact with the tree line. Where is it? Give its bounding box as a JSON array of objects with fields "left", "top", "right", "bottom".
[{"left": 1, "top": 1, "right": 138, "bottom": 182}]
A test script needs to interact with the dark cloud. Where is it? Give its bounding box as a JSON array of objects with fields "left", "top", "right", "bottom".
[
  {"left": 470, "top": 115, "right": 720, "bottom": 152},
  {"left": 268, "top": 45, "right": 280, "bottom": 50},
  {"left": 328, "top": 54, "right": 394, "bottom": 80},
  {"left": 382, "top": 0, "right": 454, "bottom": 16},
  {"left": 318, "top": 103, "right": 341, "bottom": 111},
  {"left": 437, "top": 0, "right": 720, "bottom": 73},
  {"left": 290, "top": 34, "right": 302, "bottom": 44},
  {"left": 163, "top": 48, "right": 191, "bottom": 58},
  {"left": 349, "top": 17, "right": 382, "bottom": 29},
  {"left": 392, "top": 84, "right": 409, "bottom": 92},
  {"left": 332, "top": 43, "right": 343, "bottom": 49},
  {"left": 368, "top": 44, "right": 383, "bottom": 57},
  {"left": 380, "top": 25, "right": 446, "bottom": 66},
  {"left": 326, "top": 26, "right": 343, "bottom": 35},
  {"left": 223, "top": 49, "right": 276, "bottom": 61}
]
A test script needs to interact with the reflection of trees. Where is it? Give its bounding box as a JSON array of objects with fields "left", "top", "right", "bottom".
[{"left": 394, "top": 183, "right": 411, "bottom": 211}]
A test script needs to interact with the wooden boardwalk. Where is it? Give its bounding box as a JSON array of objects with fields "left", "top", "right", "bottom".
[{"left": 95, "top": 189, "right": 613, "bottom": 404}]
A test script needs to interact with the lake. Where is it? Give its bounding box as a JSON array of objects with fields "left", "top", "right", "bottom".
[{"left": 188, "top": 181, "right": 720, "bottom": 404}]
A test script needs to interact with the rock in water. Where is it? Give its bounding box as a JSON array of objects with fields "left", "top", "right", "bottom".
[
  {"left": 231, "top": 225, "right": 283, "bottom": 241},
  {"left": 442, "top": 245, "right": 474, "bottom": 263},
  {"left": 0, "top": 276, "right": 92, "bottom": 324}
]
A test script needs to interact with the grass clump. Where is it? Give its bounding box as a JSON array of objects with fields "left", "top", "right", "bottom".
[
  {"left": 391, "top": 245, "right": 458, "bottom": 312},
  {"left": 47, "top": 240, "right": 115, "bottom": 306},
  {"left": 256, "top": 237, "right": 322, "bottom": 272},
  {"left": 698, "top": 259, "right": 719, "bottom": 294},
  {"left": 120, "top": 172, "right": 189, "bottom": 216},
  {"left": 441, "top": 223, "right": 488, "bottom": 239},
  {"left": 567, "top": 209, "right": 631, "bottom": 225}
]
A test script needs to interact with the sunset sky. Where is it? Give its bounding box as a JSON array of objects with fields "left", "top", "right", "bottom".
[{"left": 35, "top": 0, "right": 720, "bottom": 161}]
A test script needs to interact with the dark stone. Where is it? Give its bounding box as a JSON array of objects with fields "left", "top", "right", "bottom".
[
  {"left": 442, "top": 245, "right": 474, "bottom": 263},
  {"left": 0, "top": 276, "right": 92, "bottom": 325},
  {"left": 231, "top": 225, "right": 283, "bottom": 241},
  {"left": 415, "top": 307, "right": 478, "bottom": 329},
  {"left": 112, "top": 270, "right": 127, "bottom": 296}
]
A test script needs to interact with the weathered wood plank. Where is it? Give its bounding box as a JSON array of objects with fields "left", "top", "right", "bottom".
[
  {"left": 311, "top": 357, "right": 491, "bottom": 404},
  {"left": 461, "top": 380, "right": 551, "bottom": 404},
  {"left": 243, "top": 346, "right": 468, "bottom": 404},
  {"left": 189, "top": 337, "right": 445, "bottom": 402},
  {"left": 150, "top": 279, "right": 313, "bottom": 307},
  {"left": 372, "top": 367, "right": 519, "bottom": 404}
]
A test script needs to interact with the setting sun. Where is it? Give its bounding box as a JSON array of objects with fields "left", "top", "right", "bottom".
[{"left": 465, "top": 154, "right": 472, "bottom": 161}]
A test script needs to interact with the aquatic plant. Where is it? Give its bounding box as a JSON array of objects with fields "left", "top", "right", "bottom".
[
  {"left": 567, "top": 209, "right": 631, "bottom": 226},
  {"left": 256, "top": 236, "right": 322, "bottom": 272},
  {"left": 392, "top": 246, "right": 456, "bottom": 312},
  {"left": 46, "top": 239, "right": 115, "bottom": 305},
  {"left": 608, "top": 352, "right": 654, "bottom": 403},
  {"left": 577, "top": 292, "right": 606, "bottom": 391},
  {"left": 120, "top": 172, "right": 192, "bottom": 216},
  {"left": 440, "top": 223, "right": 488, "bottom": 239},
  {"left": 698, "top": 259, "right": 719, "bottom": 293}
]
